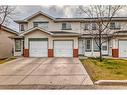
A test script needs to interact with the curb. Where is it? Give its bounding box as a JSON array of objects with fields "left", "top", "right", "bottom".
[{"left": 95, "top": 80, "right": 127, "bottom": 85}]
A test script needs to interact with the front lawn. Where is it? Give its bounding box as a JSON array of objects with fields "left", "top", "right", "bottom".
[
  {"left": 0, "top": 57, "right": 16, "bottom": 64},
  {"left": 80, "top": 58, "right": 127, "bottom": 81}
]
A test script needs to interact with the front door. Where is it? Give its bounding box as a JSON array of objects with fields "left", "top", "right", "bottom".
[{"left": 78, "top": 39, "right": 84, "bottom": 55}]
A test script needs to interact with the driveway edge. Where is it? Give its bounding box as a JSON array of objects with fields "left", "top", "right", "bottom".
[{"left": 78, "top": 59, "right": 94, "bottom": 85}]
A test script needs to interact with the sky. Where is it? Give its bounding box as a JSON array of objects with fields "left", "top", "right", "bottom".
[
  {"left": 9, "top": 5, "right": 81, "bottom": 31},
  {"left": 6, "top": 5, "right": 127, "bottom": 31}
]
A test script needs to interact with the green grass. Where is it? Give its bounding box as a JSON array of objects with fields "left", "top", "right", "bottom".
[
  {"left": 80, "top": 58, "right": 127, "bottom": 81},
  {"left": 0, "top": 57, "right": 16, "bottom": 64}
]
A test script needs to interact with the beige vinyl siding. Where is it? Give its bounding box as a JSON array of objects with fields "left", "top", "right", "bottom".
[{"left": 0, "top": 30, "right": 16, "bottom": 59}]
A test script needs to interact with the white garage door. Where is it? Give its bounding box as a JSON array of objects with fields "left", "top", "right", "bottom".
[
  {"left": 29, "top": 40, "right": 48, "bottom": 57},
  {"left": 54, "top": 41, "right": 73, "bottom": 57},
  {"left": 119, "top": 40, "right": 127, "bottom": 57}
]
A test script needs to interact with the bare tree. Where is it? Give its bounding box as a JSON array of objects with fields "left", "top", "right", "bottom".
[
  {"left": 79, "top": 5, "right": 123, "bottom": 61},
  {"left": 0, "top": 5, "right": 15, "bottom": 29}
]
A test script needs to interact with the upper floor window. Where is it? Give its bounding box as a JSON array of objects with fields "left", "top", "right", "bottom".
[
  {"left": 82, "top": 23, "right": 97, "bottom": 30},
  {"left": 110, "top": 22, "right": 121, "bottom": 30},
  {"left": 92, "top": 23, "right": 97, "bottom": 30},
  {"left": 20, "top": 24, "right": 24, "bottom": 31},
  {"left": 62, "top": 23, "right": 71, "bottom": 30},
  {"left": 84, "top": 23, "right": 89, "bottom": 30},
  {"left": 33, "top": 22, "right": 48, "bottom": 30}
]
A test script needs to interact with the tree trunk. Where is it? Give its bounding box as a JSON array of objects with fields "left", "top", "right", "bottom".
[
  {"left": 99, "top": 46, "right": 102, "bottom": 62},
  {"left": 99, "top": 24, "right": 103, "bottom": 62}
]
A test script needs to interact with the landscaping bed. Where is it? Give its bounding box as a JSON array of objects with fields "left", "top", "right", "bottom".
[
  {"left": 80, "top": 58, "right": 127, "bottom": 82},
  {"left": 0, "top": 57, "right": 16, "bottom": 64}
]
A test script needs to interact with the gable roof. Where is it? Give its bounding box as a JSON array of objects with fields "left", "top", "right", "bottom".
[
  {"left": 19, "top": 27, "right": 80, "bottom": 37},
  {"left": 1, "top": 25, "right": 18, "bottom": 35},
  {"left": 50, "top": 31, "right": 81, "bottom": 36},
  {"left": 14, "top": 11, "right": 55, "bottom": 23},
  {"left": 20, "top": 27, "right": 53, "bottom": 36}
]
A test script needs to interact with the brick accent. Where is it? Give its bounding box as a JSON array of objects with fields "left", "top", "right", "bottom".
[
  {"left": 112, "top": 49, "right": 119, "bottom": 58},
  {"left": 23, "top": 49, "right": 29, "bottom": 57},
  {"left": 73, "top": 49, "right": 78, "bottom": 57},
  {"left": 48, "top": 49, "right": 53, "bottom": 57}
]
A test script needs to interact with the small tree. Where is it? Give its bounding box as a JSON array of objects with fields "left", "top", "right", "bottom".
[
  {"left": 0, "top": 5, "right": 15, "bottom": 29},
  {"left": 79, "top": 5, "right": 123, "bottom": 61}
]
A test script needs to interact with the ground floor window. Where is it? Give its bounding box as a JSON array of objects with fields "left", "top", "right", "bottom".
[
  {"left": 85, "top": 38, "right": 108, "bottom": 52},
  {"left": 93, "top": 39, "right": 99, "bottom": 52},
  {"left": 85, "top": 39, "right": 92, "bottom": 52},
  {"left": 102, "top": 42, "right": 108, "bottom": 51},
  {"left": 15, "top": 39, "right": 21, "bottom": 52}
]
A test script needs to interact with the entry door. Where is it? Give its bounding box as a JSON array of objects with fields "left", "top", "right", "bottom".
[
  {"left": 119, "top": 40, "right": 127, "bottom": 57},
  {"left": 54, "top": 41, "right": 73, "bottom": 57},
  {"left": 29, "top": 40, "right": 48, "bottom": 57},
  {"left": 78, "top": 40, "right": 84, "bottom": 55}
]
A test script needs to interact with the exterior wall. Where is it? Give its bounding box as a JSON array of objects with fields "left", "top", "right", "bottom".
[
  {"left": 0, "top": 29, "right": 16, "bottom": 59},
  {"left": 26, "top": 15, "right": 81, "bottom": 33},
  {"left": 16, "top": 13, "right": 127, "bottom": 58},
  {"left": 19, "top": 30, "right": 78, "bottom": 57},
  {"left": 79, "top": 38, "right": 109, "bottom": 57},
  {"left": 19, "top": 14, "right": 127, "bottom": 36},
  {"left": 24, "top": 30, "right": 52, "bottom": 49}
]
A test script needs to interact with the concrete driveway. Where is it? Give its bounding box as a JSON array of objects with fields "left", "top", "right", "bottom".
[{"left": 0, "top": 57, "right": 93, "bottom": 86}]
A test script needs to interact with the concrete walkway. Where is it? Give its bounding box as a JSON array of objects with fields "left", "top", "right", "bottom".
[{"left": 0, "top": 57, "right": 93, "bottom": 87}]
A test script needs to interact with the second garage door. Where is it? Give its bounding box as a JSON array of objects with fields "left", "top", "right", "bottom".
[{"left": 54, "top": 41, "right": 73, "bottom": 57}]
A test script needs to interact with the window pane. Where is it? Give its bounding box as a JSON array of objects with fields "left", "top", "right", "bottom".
[
  {"left": 62, "top": 23, "right": 71, "bottom": 30},
  {"left": 85, "top": 39, "right": 91, "bottom": 52},
  {"left": 110, "top": 22, "right": 121, "bottom": 29},
  {"left": 15, "top": 39, "right": 21, "bottom": 52},
  {"left": 102, "top": 46, "right": 107, "bottom": 50},
  {"left": 38, "top": 22, "right": 48, "bottom": 30},
  {"left": 115, "top": 22, "right": 121, "bottom": 29},
  {"left": 66, "top": 23, "right": 71, "bottom": 29},
  {"left": 62, "top": 23, "right": 66, "bottom": 29},
  {"left": 102, "top": 42, "right": 108, "bottom": 51},
  {"left": 21, "top": 24, "right": 24, "bottom": 31},
  {"left": 84, "top": 23, "right": 89, "bottom": 30},
  {"left": 92, "top": 23, "right": 97, "bottom": 30},
  {"left": 110, "top": 22, "right": 115, "bottom": 29},
  {"left": 33, "top": 22, "right": 48, "bottom": 30},
  {"left": 93, "top": 39, "right": 99, "bottom": 52},
  {"left": 33, "top": 22, "right": 38, "bottom": 27}
]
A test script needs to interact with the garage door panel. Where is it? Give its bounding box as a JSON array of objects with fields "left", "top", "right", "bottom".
[
  {"left": 54, "top": 41, "right": 73, "bottom": 57},
  {"left": 29, "top": 40, "right": 48, "bottom": 57},
  {"left": 119, "top": 40, "right": 127, "bottom": 57}
]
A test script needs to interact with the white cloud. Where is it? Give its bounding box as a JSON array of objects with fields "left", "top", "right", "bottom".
[{"left": 4, "top": 5, "right": 127, "bottom": 32}]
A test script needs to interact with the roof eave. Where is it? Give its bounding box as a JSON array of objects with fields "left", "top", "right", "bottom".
[
  {"left": 2, "top": 26, "right": 18, "bottom": 35},
  {"left": 20, "top": 27, "right": 53, "bottom": 36},
  {"left": 52, "top": 34, "right": 81, "bottom": 37}
]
